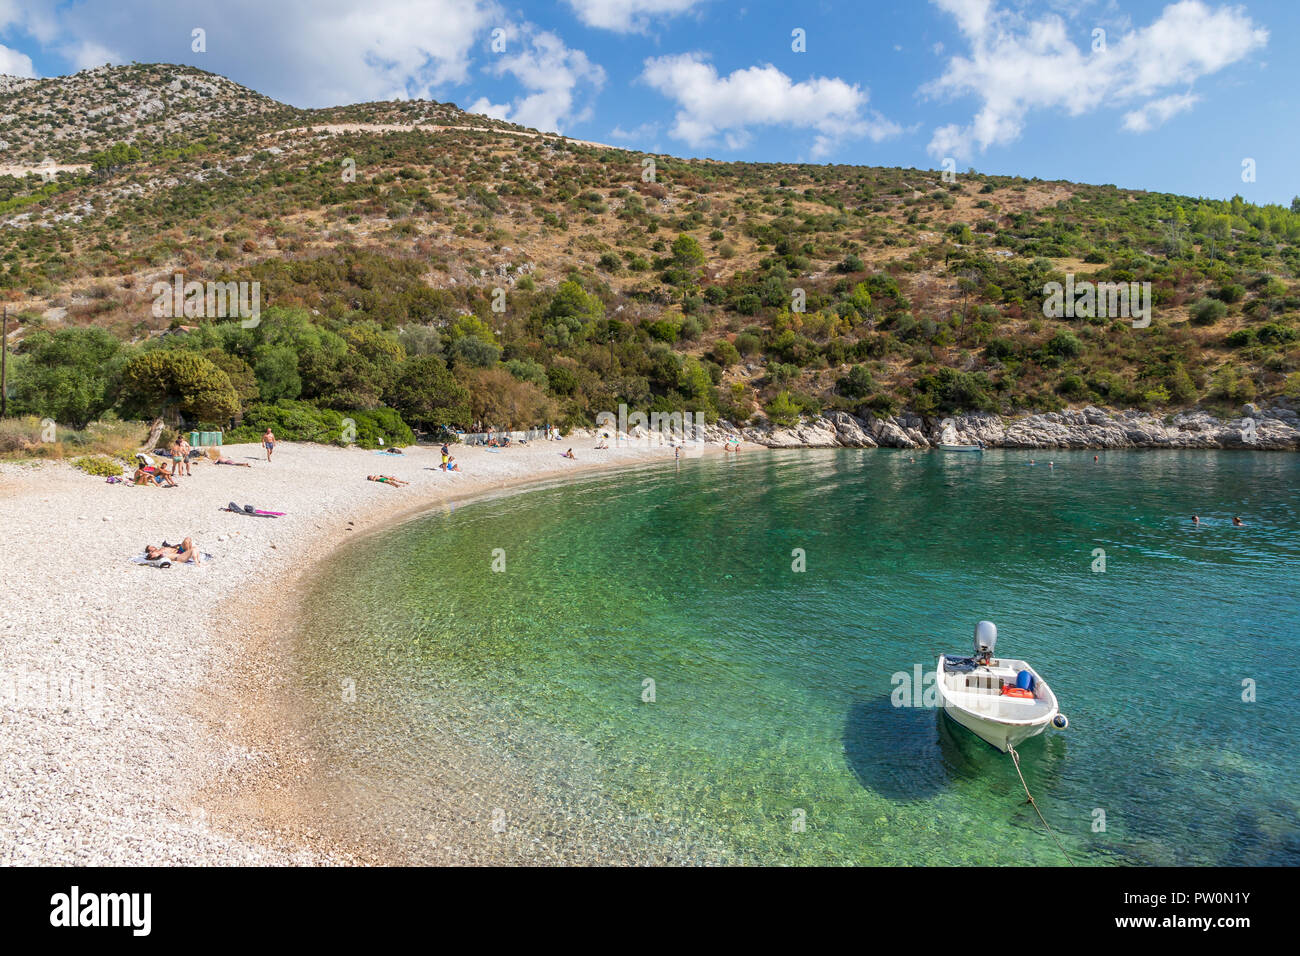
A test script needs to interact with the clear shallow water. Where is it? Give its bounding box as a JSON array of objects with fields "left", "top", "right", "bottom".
[{"left": 297, "top": 449, "right": 1300, "bottom": 865}]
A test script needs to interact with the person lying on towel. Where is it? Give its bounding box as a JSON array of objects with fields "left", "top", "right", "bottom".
[{"left": 144, "top": 537, "right": 200, "bottom": 564}]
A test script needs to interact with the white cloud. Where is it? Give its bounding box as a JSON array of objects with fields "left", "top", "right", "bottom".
[
  {"left": 641, "top": 53, "right": 900, "bottom": 158},
  {"left": 609, "top": 120, "right": 660, "bottom": 141},
  {"left": 61, "top": 39, "right": 122, "bottom": 71},
  {"left": 1121, "top": 91, "right": 1199, "bottom": 132},
  {"left": 468, "top": 26, "right": 604, "bottom": 133},
  {"left": 923, "top": 0, "right": 1267, "bottom": 159},
  {"left": 47, "top": 0, "right": 502, "bottom": 107},
  {"left": 0, "top": 0, "right": 60, "bottom": 45},
  {"left": 0, "top": 0, "right": 59, "bottom": 74},
  {"left": 564, "top": 0, "right": 704, "bottom": 33},
  {"left": 0, "top": 42, "right": 36, "bottom": 76}
]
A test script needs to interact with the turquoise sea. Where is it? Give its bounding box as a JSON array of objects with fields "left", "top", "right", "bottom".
[{"left": 294, "top": 449, "right": 1300, "bottom": 865}]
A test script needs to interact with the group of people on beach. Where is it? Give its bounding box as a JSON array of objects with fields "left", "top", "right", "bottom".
[
  {"left": 133, "top": 436, "right": 194, "bottom": 487},
  {"left": 132, "top": 434, "right": 195, "bottom": 486},
  {"left": 370, "top": 441, "right": 461, "bottom": 488},
  {"left": 132, "top": 429, "right": 269, "bottom": 486}
]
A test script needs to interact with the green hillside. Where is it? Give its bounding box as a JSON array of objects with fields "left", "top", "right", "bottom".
[{"left": 3, "top": 63, "right": 1298, "bottom": 444}]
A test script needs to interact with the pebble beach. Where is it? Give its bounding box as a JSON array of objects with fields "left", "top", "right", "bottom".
[{"left": 0, "top": 436, "right": 700, "bottom": 865}]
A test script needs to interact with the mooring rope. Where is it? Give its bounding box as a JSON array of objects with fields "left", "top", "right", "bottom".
[{"left": 1008, "top": 744, "right": 1074, "bottom": 866}]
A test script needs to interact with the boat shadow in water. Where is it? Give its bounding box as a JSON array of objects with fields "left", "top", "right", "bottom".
[{"left": 843, "top": 697, "right": 1068, "bottom": 802}]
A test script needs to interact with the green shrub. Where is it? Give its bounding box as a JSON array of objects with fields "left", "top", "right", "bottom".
[
  {"left": 985, "top": 338, "right": 1017, "bottom": 360},
  {"left": 1257, "top": 322, "right": 1297, "bottom": 345},
  {"left": 72, "top": 455, "right": 125, "bottom": 477},
  {"left": 837, "top": 364, "right": 875, "bottom": 399},
  {"left": 228, "top": 401, "right": 414, "bottom": 449},
  {"left": 646, "top": 319, "right": 681, "bottom": 343},
  {"left": 711, "top": 340, "right": 741, "bottom": 366},
  {"left": 734, "top": 332, "right": 761, "bottom": 356},
  {"left": 913, "top": 367, "right": 997, "bottom": 413},
  {"left": 764, "top": 390, "right": 801, "bottom": 426},
  {"left": 1190, "top": 298, "right": 1228, "bottom": 326},
  {"left": 1165, "top": 363, "right": 1198, "bottom": 405},
  {"left": 1046, "top": 330, "right": 1083, "bottom": 358}
]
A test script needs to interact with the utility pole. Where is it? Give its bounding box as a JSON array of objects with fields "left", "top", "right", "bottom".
[{"left": 1, "top": 305, "right": 8, "bottom": 418}]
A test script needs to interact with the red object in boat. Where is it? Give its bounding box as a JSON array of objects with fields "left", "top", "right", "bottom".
[{"left": 1000, "top": 686, "right": 1035, "bottom": 699}]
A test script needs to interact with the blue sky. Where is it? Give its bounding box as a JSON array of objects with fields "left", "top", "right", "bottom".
[{"left": 2, "top": 0, "right": 1296, "bottom": 205}]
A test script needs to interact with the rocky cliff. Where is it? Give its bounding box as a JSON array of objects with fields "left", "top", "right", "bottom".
[{"left": 710, "top": 403, "right": 1300, "bottom": 451}]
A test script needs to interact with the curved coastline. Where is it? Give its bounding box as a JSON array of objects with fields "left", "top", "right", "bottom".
[
  {"left": 197, "top": 442, "right": 729, "bottom": 864},
  {"left": 0, "top": 438, "right": 719, "bottom": 865}
]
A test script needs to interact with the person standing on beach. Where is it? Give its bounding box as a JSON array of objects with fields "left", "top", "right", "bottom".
[
  {"left": 263, "top": 427, "right": 276, "bottom": 463},
  {"left": 178, "top": 434, "right": 192, "bottom": 476},
  {"left": 170, "top": 437, "right": 185, "bottom": 479}
]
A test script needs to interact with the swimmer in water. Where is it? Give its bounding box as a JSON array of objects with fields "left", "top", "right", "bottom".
[
  {"left": 1233, "top": 516, "right": 1244, "bottom": 526},
  {"left": 1192, "top": 515, "right": 1200, "bottom": 524},
  {"left": 1094, "top": 455, "right": 1099, "bottom": 462}
]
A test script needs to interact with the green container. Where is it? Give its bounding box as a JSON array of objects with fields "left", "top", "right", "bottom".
[
  {"left": 214, "top": 431, "right": 223, "bottom": 447},
  {"left": 190, "top": 431, "right": 200, "bottom": 447},
  {"left": 200, "top": 431, "right": 214, "bottom": 446}
]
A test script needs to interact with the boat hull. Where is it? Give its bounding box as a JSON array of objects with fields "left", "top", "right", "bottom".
[
  {"left": 940, "top": 698, "right": 1050, "bottom": 753},
  {"left": 939, "top": 444, "right": 983, "bottom": 452},
  {"left": 936, "top": 655, "right": 1059, "bottom": 753}
]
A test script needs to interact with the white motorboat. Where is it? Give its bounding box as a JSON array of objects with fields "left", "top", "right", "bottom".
[
  {"left": 937, "top": 424, "right": 984, "bottom": 452},
  {"left": 936, "top": 621, "right": 1067, "bottom": 753}
]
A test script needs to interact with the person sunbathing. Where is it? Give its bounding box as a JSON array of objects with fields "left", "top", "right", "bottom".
[
  {"left": 595, "top": 437, "right": 609, "bottom": 449},
  {"left": 562, "top": 448, "right": 576, "bottom": 459},
  {"left": 367, "top": 474, "right": 408, "bottom": 487},
  {"left": 444, "top": 456, "right": 460, "bottom": 472},
  {"left": 145, "top": 537, "right": 199, "bottom": 563},
  {"left": 134, "top": 465, "right": 177, "bottom": 487},
  {"left": 214, "top": 456, "right": 252, "bottom": 467}
]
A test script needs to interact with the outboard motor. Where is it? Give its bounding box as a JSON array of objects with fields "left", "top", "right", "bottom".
[{"left": 973, "top": 620, "right": 997, "bottom": 664}]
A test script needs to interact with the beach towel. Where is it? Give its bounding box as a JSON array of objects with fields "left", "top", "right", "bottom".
[
  {"left": 131, "top": 552, "right": 213, "bottom": 567},
  {"left": 221, "top": 501, "right": 282, "bottom": 517}
]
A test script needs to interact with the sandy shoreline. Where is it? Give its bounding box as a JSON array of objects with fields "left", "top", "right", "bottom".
[{"left": 0, "top": 436, "right": 722, "bottom": 865}]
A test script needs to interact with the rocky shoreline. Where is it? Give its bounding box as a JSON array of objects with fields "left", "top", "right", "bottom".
[{"left": 707, "top": 402, "right": 1300, "bottom": 451}]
